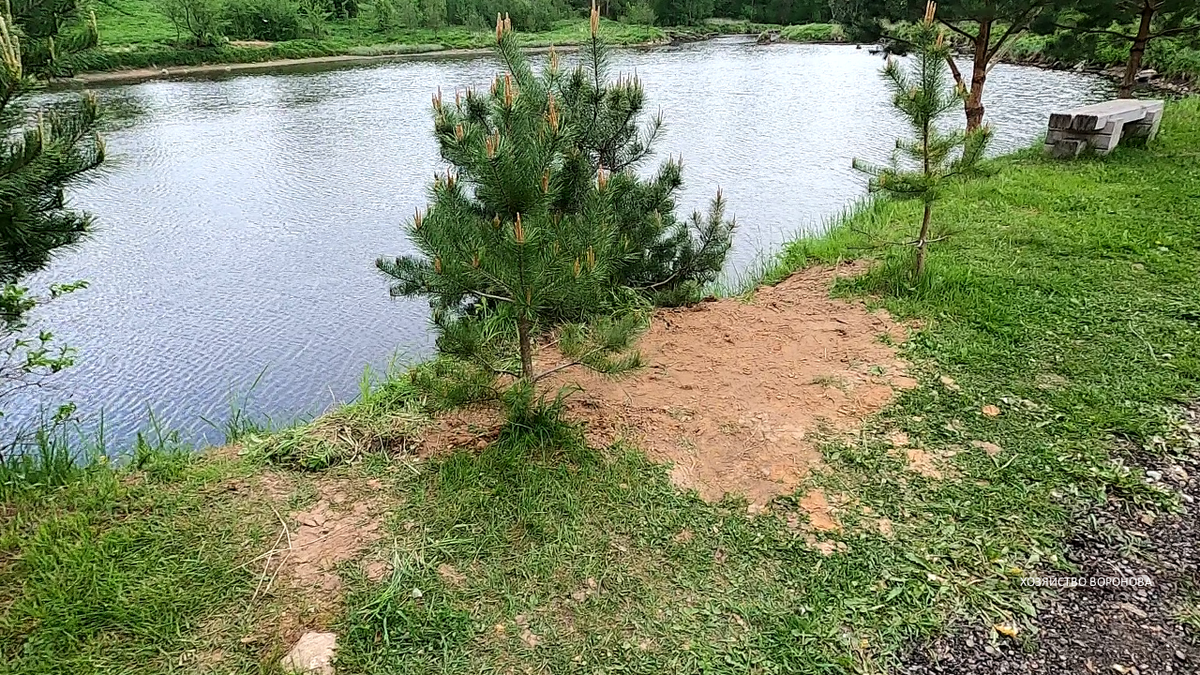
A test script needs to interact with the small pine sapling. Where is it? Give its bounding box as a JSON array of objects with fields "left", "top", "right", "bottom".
[
  {"left": 377, "top": 11, "right": 644, "bottom": 415},
  {"left": 556, "top": 1, "right": 735, "bottom": 306},
  {"left": 852, "top": 1, "right": 993, "bottom": 278}
]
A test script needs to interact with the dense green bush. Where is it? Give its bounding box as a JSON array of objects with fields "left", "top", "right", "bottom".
[
  {"left": 222, "top": 0, "right": 303, "bottom": 40},
  {"left": 373, "top": 0, "right": 420, "bottom": 29},
  {"left": 160, "top": 0, "right": 225, "bottom": 46},
  {"left": 443, "top": 0, "right": 566, "bottom": 32},
  {"left": 507, "top": 0, "right": 559, "bottom": 31},
  {"left": 419, "top": 0, "right": 446, "bottom": 29},
  {"left": 327, "top": 0, "right": 358, "bottom": 17},
  {"left": 298, "top": 0, "right": 331, "bottom": 38},
  {"left": 620, "top": 1, "right": 654, "bottom": 25},
  {"left": 1037, "top": 28, "right": 1200, "bottom": 80}
]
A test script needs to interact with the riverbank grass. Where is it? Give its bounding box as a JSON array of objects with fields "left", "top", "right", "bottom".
[
  {"left": 77, "top": 0, "right": 854, "bottom": 75},
  {"left": 4, "top": 99, "right": 1200, "bottom": 672},
  {"left": 79, "top": 2, "right": 667, "bottom": 73}
]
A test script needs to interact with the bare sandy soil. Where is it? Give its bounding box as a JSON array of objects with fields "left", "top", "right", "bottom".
[{"left": 555, "top": 262, "right": 915, "bottom": 508}]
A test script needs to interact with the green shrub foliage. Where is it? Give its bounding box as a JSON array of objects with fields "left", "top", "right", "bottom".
[
  {"left": 378, "top": 10, "right": 657, "bottom": 387},
  {"left": 0, "top": 15, "right": 103, "bottom": 428},
  {"left": 222, "top": 0, "right": 303, "bottom": 41},
  {"left": 378, "top": 7, "right": 735, "bottom": 402},
  {"left": 552, "top": 24, "right": 735, "bottom": 303},
  {"left": 161, "top": 0, "right": 225, "bottom": 46},
  {"left": 9, "top": 0, "right": 98, "bottom": 75},
  {"left": 378, "top": 6, "right": 735, "bottom": 357}
]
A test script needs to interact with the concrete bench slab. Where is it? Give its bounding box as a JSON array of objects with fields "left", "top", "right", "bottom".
[{"left": 1045, "top": 99, "right": 1164, "bottom": 158}]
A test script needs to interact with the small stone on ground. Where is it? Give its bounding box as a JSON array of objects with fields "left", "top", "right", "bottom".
[{"left": 281, "top": 631, "right": 337, "bottom": 675}]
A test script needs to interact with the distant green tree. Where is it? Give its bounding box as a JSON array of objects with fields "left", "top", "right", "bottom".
[
  {"left": 377, "top": 10, "right": 644, "bottom": 400},
  {"left": 653, "top": 0, "right": 714, "bottom": 25},
  {"left": 330, "top": 0, "right": 359, "bottom": 17},
  {"left": 10, "top": 0, "right": 99, "bottom": 75},
  {"left": 374, "top": 0, "right": 421, "bottom": 28},
  {"left": 829, "top": 0, "right": 905, "bottom": 38},
  {"left": 1053, "top": 0, "right": 1200, "bottom": 97},
  {"left": 420, "top": 0, "right": 447, "bottom": 29},
  {"left": 852, "top": 1, "right": 991, "bottom": 277},
  {"left": 0, "top": 14, "right": 103, "bottom": 413},
  {"left": 298, "top": 0, "right": 331, "bottom": 37},
  {"left": 620, "top": 0, "right": 655, "bottom": 24},
  {"left": 161, "top": 0, "right": 224, "bottom": 46}
]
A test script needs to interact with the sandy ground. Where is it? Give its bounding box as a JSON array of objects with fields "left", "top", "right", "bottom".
[
  {"left": 553, "top": 262, "right": 915, "bottom": 509},
  {"left": 415, "top": 263, "right": 915, "bottom": 510}
]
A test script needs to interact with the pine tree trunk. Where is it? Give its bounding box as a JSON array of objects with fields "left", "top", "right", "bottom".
[
  {"left": 517, "top": 315, "right": 534, "bottom": 380},
  {"left": 916, "top": 201, "right": 933, "bottom": 277},
  {"left": 965, "top": 19, "right": 992, "bottom": 132},
  {"left": 1120, "top": 2, "right": 1156, "bottom": 99}
]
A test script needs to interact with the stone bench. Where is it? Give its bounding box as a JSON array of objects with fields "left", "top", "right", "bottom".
[{"left": 1044, "top": 99, "right": 1164, "bottom": 158}]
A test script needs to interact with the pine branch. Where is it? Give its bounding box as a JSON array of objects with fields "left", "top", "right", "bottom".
[{"left": 1153, "top": 25, "right": 1200, "bottom": 39}]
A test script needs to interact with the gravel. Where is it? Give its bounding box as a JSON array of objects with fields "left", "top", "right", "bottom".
[{"left": 901, "top": 409, "right": 1200, "bottom": 675}]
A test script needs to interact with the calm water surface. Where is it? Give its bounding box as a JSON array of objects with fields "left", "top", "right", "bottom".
[{"left": 13, "top": 38, "right": 1112, "bottom": 446}]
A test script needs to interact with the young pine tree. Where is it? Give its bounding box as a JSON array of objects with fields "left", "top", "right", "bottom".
[
  {"left": 9, "top": 0, "right": 99, "bottom": 77},
  {"left": 852, "top": 1, "right": 992, "bottom": 277},
  {"left": 555, "top": 2, "right": 735, "bottom": 305},
  {"left": 377, "top": 13, "right": 643, "bottom": 393},
  {"left": 0, "top": 14, "right": 104, "bottom": 414}
]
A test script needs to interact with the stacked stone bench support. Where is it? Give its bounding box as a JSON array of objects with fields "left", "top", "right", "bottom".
[{"left": 1045, "top": 99, "right": 1165, "bottom": 158}]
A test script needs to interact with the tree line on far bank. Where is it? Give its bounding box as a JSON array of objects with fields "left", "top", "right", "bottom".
[
  {"left": 836, "top": 0, "right": 1199, "bottom": 125},
  {"left": 150, "top": 0, "right": 836, "bottom": 47}
]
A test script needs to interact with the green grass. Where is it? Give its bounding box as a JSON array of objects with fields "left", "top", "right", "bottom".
[
  {"left": 326, "top": 98, "right": 1200, "bottom": 673},
  {"left": 78, "top": 2, "right": 666, "bottom": 74},
  {"left": 4, "top": 91, "right": 1199, "bottom": 673},
  {"left": 779, "top": 23, "right": 846, "bottom": 43},
  {"left": 0, "top": 446, "right": 278, "bottom": 674},
  {"left": 767, "top": 99, "right": 1200, "bottom": 446},
  {"left": 81, "top": 0, "right": 841, "bottom": 75}
]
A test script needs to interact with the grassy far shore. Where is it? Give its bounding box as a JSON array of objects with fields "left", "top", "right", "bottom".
[
  {"left": 3, "top": 96, "right": 1198, "bottom": 673},
  {"left": 74, "top": 12, "right": 662, "bottom": 74},
  {"left": 59, "top": 0, "right": 851, "bottom": 77}
]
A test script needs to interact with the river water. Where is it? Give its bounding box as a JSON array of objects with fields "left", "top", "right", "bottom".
[{"left": 12, "top": 37, "right": 1112, "bottom": 447}]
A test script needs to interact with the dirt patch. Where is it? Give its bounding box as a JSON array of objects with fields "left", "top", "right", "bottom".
[
  {"left": 417, "top": 406, "right": 503, "bottom": 454},
  {"left": 799, "top": 489, "right": 840, "bottom": 531},
  {"left": 906, "top": 448, "right": 945, "bottom": 479},
  {"left": 554, "top": 263, "right": 914, "bottom": 508},
  {"left": 286, "top": 480, "right": 384, "bottom": 594},
  {"left": 229, "top": 40, "right": 274, "bottom": 48},
  {"left": 362, "top": 560, "right": 390, "bottom": 582},
  {"left": 438, "top": 563, "right": 467, "bottom": 587},
  {"left": 970, "top": 440, "right": 1003, "bottom": 458},
  {"left": 877, "top": 517, "right": 895, "bottom": 538}
]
